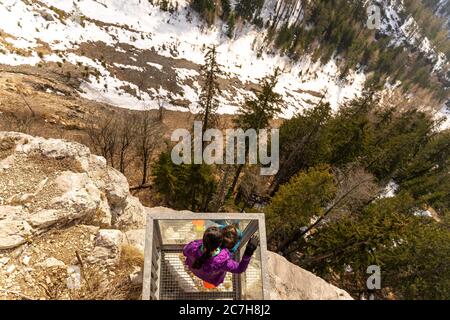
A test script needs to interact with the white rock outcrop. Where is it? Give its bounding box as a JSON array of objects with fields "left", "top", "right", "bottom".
[
  {"left": 0, "top": 219, "right": 32, "bottom": 250},
  {"left": 37, "top": 257, "right": 66, "bottom": 268},
  {"left": 0, "top": 132, "right": 146, "bottom": 250},
  {"left": 124, "top": 229, "right": 146, "bottom": 254},
  {"left": 267, "top": 252, "right": 353, "bottom": 300},
  {"left": 88, "top": 229, "right": 124, "bottom": 266}
]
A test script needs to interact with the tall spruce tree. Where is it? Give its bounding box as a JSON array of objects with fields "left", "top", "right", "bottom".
[
  {"left": 152, "top": 150, "right": 217, "bottom": 211},
  {"left": 272, "top": 97, "right": 332, "bottom": 195},
  {"left": 198, "top": 45, "right": 223, "bottom": 136},
  {"left": 235, "top": 0, "right": 264, "bottom": 21},
  {"left": 395, "top": 130, "right": 450, "bottom": 211},
  {"left": 228, "top": 68, "right": 284, "bottom": 197}
]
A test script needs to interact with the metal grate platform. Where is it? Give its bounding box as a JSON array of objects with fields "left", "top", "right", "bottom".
[
  {"left": 142, "top": 213, "right": 269, "bottom": 300},
  {"left": 159, "top": 250, "right": 239, "bottom": 300}
]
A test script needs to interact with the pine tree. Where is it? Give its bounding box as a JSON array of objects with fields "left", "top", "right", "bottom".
[
  {"left": 324, "top": 94, "right": 374, "bottom": 167},
  {"left": 228, "top": 68, "right": 284, "bottom": 197},
  {"left": 226, "top": 12, "right": 236, "bottom": 38},
  {"left": 363, "top": 107, "right": 435, "bottom": 182},
  {"left": 269, "top": 164, "right": 378, "bottom": 256},
  {"left": 379, "top": 212, "right": 450, "bottom": 300},
  {"left": 266, "top": 165, "right": 337, "bottom": 249},
  {"left": 297, "top": 193, "right": 416, "bottom": 294},
  {"left": 272, "top": 97, "right": 332, "bottom": 194},
  {"left": 221, "top": 0, "right": 231, "bottom": 19},
  {"left": 395, "top": 130, "right": 450, "bottom": 211},
  {"left": 198, "top": 45, "right": 223, "bottom": 136},
  {"left": 235, "top": 67, "right": 284, "bottom": 131},
  {"left": 152, "top": 151, "right": 217, "bottom": 211},
  {"left": 235, "top": 0, "right": 264, "bottom": 21}
]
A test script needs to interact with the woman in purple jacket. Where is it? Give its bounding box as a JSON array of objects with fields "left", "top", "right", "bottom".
[{"left": 183, "top": 226, "right": 259, "bottom": 288}]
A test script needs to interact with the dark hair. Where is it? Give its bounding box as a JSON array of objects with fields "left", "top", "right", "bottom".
[
  {"left": 222, "top": 225, "right": 239, "bottom": 250},
  {"left": 192, "top": 227, "right": 223, "bottom": 270}
]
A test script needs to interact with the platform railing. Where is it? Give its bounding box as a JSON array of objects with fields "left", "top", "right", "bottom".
[{"left": 142, "top": 212, "right": 269, "bottom": 300}]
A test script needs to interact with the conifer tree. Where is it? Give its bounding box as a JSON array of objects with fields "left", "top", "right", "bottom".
[
  {"left": 272, "top": 96, "right": 332, "bottom": 195},
  {"left": 198, "top": 45, "right": 223, "bottom": 136},
  {"left": 228, "top": 68, "right": 284, "bottom": 197},
  {"left": 191, "top": 0, "right": 216, "bottom": 24},
  {"left": 267, "top": 165, "right": 337, "bottom": 248},
  {"left": 235, "top": 0, "right": 264, "bottom": 21},
  {"left": 152, "top": 150, "right": 217, "bottom": 211},
  {"left": 297, "top": 193, "right": 450, "bottom": 300}
]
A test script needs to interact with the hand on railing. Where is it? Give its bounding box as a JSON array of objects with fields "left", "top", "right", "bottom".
[{"left": 244, "top": 235, "right": 259, "bottom": 257}]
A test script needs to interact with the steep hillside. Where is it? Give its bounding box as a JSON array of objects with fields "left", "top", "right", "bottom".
[
  {"left": 0, "top": 0, "right": 448, "bottom": 123},
  {"left": 0, "top": 0, "right": 368, "bottom": 118}
]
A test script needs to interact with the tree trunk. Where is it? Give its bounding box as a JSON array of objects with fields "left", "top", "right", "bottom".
[
  {"left": 227, "top": 163, "right": 244, "bottom": 198},
  {"left": 279, "top": 177, "right": 374, "bottom": 255}
]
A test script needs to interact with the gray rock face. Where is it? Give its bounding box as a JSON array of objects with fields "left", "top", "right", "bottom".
[
  {"left": 88, "top": 229, "right": 124, "bottom": 266},
  {"left": 124, "top": 229, "right": 146, "bottom": 254},
  {"left": 37, "top": 257, "right": 65, "bottom": 268},
  {"left": 0, "top": 219, "right": 32, "bottom": 250},
  {"left": 267, "top": 252, "right": 353, "bottom": 300},
  {"left": 0, "top": 132, "right": 146, "bottom": 250}
]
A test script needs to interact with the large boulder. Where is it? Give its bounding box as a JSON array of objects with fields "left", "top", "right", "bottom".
[
  {"left": 0, "top": 219, "right": 32, "bottom": 250},
  {"left": 0, "top": 132, "right": 147, "bottom": 251},
  {"left": 88, "top": 229, "right": 124, "bottom": 266},
  {"left": 267, "top": 252, "right": 353, "bottom": 300},
  {"left": 124, "top": 229, "right": 146, "bottom": 254},
  {"left": 115, "top": 196, "right": 146, "bottom": 230},
  {"left": 49, "top": 172, "right": 103, "bottom": 219}
]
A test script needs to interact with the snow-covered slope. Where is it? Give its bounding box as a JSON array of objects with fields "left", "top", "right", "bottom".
[
  {"left": 376, "top": 0, "right": 449, "bottom": 129},
  {"left": 378, "top": 0, "right": 448, "bottom": 72},
  {"left": 0, "top": 0, "right": 365, "bottom": 118}
]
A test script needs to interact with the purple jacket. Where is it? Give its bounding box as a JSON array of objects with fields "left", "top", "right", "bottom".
[{"left": 183, "top": 240, "right": 252, "bottom": 287}]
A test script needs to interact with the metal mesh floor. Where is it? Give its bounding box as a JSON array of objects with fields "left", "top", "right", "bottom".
[
  {"left": 142, "top": 213, "right": 269, "bottom": 300},
  {"left": 159, "top": 250, "right": 239, "bottom": 300}
]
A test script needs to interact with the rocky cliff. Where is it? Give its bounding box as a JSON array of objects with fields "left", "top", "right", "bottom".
[{"left": 0, "top": 132, "right": 351, "bottom": 300}]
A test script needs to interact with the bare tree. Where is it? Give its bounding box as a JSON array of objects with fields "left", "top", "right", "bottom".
[
  {"left": 87, "top": 115, "right": 118, "bottom": 167},
  {"left": 135, "top": 110, "right": 159, "bottom": 186},
  {"left": 238, "top": 167, "right": 267, "bottom": 212},
  {"left": 117, "top": 114, "right": 138, "bottom": 175},
  {"left": 157, "top": 95, "right": 165, "bottom": 122},
  {"left": 198, "top": 45, "right": 223, "bottom": 137},
  {"left": 16, "top": 83, "right": 36, "bottom": 117},
  {"left": 210, "top": 165, "right": 233, "bottom": 212}
]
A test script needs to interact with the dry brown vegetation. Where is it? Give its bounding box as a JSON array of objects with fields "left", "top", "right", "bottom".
[{"left": 67, "top": 245, "right": 144, "bottom": 300}]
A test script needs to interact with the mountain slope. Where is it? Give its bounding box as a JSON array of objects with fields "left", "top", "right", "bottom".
[
  {"left": 0, "top": 0, "right": 448, "bottom": 123},
  {"left": 0, "top": 0, "right": 366, "bottom": 118}
]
